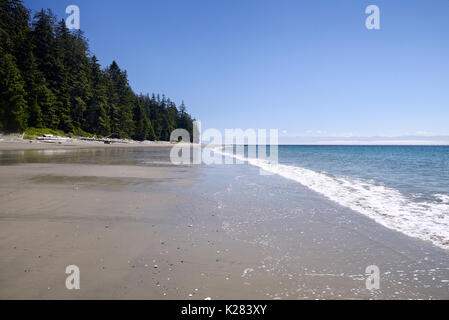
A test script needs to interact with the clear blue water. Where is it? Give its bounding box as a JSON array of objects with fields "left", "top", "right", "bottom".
[
  {"left": 222, "top": 145, "right": 449, "bottom": 249},
  {"left": 277, "top": 145, "right": 449, "bottom": 202}
]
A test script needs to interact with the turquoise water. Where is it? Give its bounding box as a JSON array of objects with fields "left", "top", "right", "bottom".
[
  {"left": 278, "top": 146, "right": 449, "bottom": 202},
  {"left": 2, "top": 145, "right": 448, "bottom": 248},
  {"left": 220, "top": 145, "right": 449, "bottom": 249}
]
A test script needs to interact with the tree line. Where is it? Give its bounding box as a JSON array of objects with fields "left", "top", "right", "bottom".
[{"left": 0, "top": 0, "right": 195, "bottom": 140}]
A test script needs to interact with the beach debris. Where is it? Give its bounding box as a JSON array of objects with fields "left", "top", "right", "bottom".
[
  {"left": 21, "top": 132, "right": 150, "bottom": 145},
  {"left": 36, "top": 135, "right": 72, "bottom": 143},
  {"left": 154, "top": 264, "right": 158, "bottom": 268},
  {"left": 204, "top": 297, "right": 212, "bottom": 300},
  {"left": 241, "top": 268, "right": 254, "bottom": 278}
]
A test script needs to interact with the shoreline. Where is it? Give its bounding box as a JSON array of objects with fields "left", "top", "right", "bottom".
[
  {"left": 2, "top": 138, "right": 449, "bottom": 153},
  {"left": 0, "top": 142, "right": 448, "bottom": 299},
  {"left": 0, "top": 139, "right": 177, "bottom": 151}
]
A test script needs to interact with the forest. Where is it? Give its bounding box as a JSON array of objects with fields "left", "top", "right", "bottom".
[{"left": 0, "top": 0, "right": 195, "bottom": 141}]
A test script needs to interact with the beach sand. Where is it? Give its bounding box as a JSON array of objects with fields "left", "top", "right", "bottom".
[
  {"left": 0, "top": 141, "right": 448, "bottom": 299},
  {"left": 0, "top": 142, "right": 261, "bottom": 299}
]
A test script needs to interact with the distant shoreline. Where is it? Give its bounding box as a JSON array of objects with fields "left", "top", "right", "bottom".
[
  {"left": 0, "top": 139, "right": 176, "bottom": 151},
  {"left": 2, "top": 140, "right": 449, "bottom": 152},
  {"left": 275, "top": 143, "right": 449, "bottom": 146}
]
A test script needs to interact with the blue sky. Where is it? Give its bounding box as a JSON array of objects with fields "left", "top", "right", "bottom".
[{"left": 25, "top": 0, "right": 449, "bottom": 140}]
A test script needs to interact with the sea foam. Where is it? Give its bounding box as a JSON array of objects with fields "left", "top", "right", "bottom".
[{"left": 217, "top": 148, "right": 449, "bottom": 250}]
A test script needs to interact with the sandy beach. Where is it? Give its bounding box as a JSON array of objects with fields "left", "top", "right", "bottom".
[
  {"left": 0, "top": 141, "right": 448, "bottom": 299},
  {"left": 0, "top": 141, "right": 261, "bottom": 299}
]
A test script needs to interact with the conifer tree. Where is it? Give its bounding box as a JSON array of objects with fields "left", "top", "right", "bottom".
[
  {"left": 0, "top": 0, "right": 195, "bottom": 139},
  {"left": 87, "top": 56, "right": 110, "bottom": 136},
  {"left": 0, "top": 53, "right": 28, "bottom": 132}
]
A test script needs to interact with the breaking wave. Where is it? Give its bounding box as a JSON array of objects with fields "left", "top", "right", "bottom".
[{"left": 218, "top": 148, "right": 449, "bottom": 250}]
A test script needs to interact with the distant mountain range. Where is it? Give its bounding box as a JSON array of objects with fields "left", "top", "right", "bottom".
[{"left": 278, "top": 135, "right": 449, "bottom": 145}]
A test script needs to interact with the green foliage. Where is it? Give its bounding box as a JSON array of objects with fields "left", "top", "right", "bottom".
[
  {"left": 0, "top": 52, "right": 28, "bottom": 132},
  {"left": 28, "top": 98, "right": 43, "bottom": 128},
  {"left": 23, "top": 126, "right": 65, "bottom": 140},
  {"left": 0, "top": 0, "right": 195, "bottom": 140},
  {"left": 70, "top": 127, "right": 95, "bottom": 138}
]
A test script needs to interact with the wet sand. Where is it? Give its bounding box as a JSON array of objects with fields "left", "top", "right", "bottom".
[
  {"left": 0, "top": 144, "right": 262, "bottom": 299},
  {"left": 0, "top": 140, "right": 173, "bottom": 151},
  {"left": 0, "top": 143, "right": 448, "bottom": 299}
]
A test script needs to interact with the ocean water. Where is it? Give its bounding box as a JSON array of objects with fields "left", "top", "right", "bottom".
[
  {"left": 218, "top": 145, "right": 449, "bottom": 250},
  {"left": 2, "top": 145, "right": 448, "bottom": 251}
]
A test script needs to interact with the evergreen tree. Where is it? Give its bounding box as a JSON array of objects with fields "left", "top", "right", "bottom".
[
  {"left": 177, "top": 100, "right": 194, "bottom": 142},
  {"left": 87, "top": 56, "right": 110, "bottom": 136},
  {"left": 28, "top": 97, "right": 42, "bottom": 128},
  {"left": 0, "top": 53, "right": 27, "bottom": 132},
  {"left": 105, "top": 61, "right": 135, "bottom": 138},
  {"left": 0, "top": 0, "right": 195, "bottom": 139},
  {"left": 31, "top": 8, "right": 59, "bottom": 129},
  {"left": 133, "top": 94, "right": 156, "bottom": 141}
]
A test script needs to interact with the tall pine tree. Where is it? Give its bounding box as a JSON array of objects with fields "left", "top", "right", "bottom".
[
  {"left": 0, "top": 0, "right": 195, "bottom": 139},
  {"left": 0, "top": 53, "right": 27, "bottom": 132}
]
